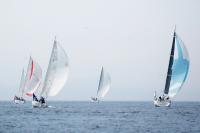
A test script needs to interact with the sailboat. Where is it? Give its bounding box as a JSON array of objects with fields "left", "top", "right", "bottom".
[
  {"left": 14, "top": 57, "right": 42, "bottom": 104},
  {"left": 14, "top": 69, "right": 26, "bottom": 104},
  {"left": 91, "top": 67, "right": 111, "bottom": 102},
  {"left": 154, "top": 29, "right": 190, "bottom": 107},
  {"left": 32, "top": 37, "right": 69, "bottom": 108}
]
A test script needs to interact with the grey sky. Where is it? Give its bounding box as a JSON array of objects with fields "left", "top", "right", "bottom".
[{"left": 0, "top": 0, "right": 199, "bottom": 101}]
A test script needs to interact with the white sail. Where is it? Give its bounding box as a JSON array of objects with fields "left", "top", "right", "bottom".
[
  {"left": 97, "top": 67, "right": 111, "bottom": 99},
  {"left": 24, "top": 57, "right": 43, "bottom": 96},
  {"left": 18, "top": 69, "right": 25, "bottom": 97},
  {"left": 41, "top": 39, "right": 69, "bottom": 97},
  {"left": 168, "top": 34, "right": 190, "bottom": 98}
]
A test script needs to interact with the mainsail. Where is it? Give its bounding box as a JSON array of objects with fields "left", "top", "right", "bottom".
[
  {"left": 18, "top": 69, "right": 25, "bottom": 97},
  {"left": 97, "top": 67, "right": 111, "bottom": 99},
  {"left": 40, "top": 39, "right": 69, "bottom": 97},
  {"left": 164, "top": 31, "right": 190, "bottom": 98},
  {"left": 24, "top": 57, "right": 43, "bottom": 96}
]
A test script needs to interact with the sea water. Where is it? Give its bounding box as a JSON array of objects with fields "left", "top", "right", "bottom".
[{"left": 0, "top": 101, "right": 200, "bottom": 133}]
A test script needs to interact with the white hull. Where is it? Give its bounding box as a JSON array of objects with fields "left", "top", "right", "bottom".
[
  {"left": 32, "top": 101, "right": 48, "bottom": 108},
  {"left": 32, "top": 101, "right": 40, "bottom": 108},
  {"left": 14, "top": 99, "right": 25, "bottom": 104},
  {"left": 153, "top": 99, "right": 171, "bottom": 107},
  {"left": 91, "top": 100, "right": 99, "bottom": 103}
]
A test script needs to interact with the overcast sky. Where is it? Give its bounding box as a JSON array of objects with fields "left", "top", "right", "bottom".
[{"left": 0, "top": 0, "right": 199, "bottom": 101}]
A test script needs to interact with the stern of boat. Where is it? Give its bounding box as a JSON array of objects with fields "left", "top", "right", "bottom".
[
  {"left": 154, "top": 99, "right": 171, "bottom": 107},
  {"left": 32, "top": 101, "right": 41, "bottom": 108}
]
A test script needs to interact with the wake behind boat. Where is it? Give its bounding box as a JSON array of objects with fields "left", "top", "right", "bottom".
[
  {"left": 32, "top": 37, "right": 69, "bottom": 108},
  {"left": 91, "top": 67, "right": 111, "bottom": 102},
  {"left": 154, "top": 28, "right": 190, "bottom": 107}
]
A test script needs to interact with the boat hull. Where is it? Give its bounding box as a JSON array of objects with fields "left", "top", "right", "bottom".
[
  {"left": 153, "top": 99, "right": 171, "bottom": 107},
  {"left": 14, "top": 99, "right": 25, "bottom": 104},
  {"left": 32, "top": 101, "right": 41, "bottom": 108},
  {"left": 32, "top": 101, "right": 48, "bottom": 108}
]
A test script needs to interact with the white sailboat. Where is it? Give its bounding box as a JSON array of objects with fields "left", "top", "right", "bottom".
[
  {"left": 32, "top": 37, "right": 69, "bottom": 108},
  {"left": 154, "top": 29, "right": 190, "bottom": 107},
  {"left": 14, "top": 57, "right": 42, "bottom": 104},
  {"left": 14, "top": 69, "right": 26, "bottom": 104},
  {"left": 91, "top": 67, "right": 111, "bottom": 102}
]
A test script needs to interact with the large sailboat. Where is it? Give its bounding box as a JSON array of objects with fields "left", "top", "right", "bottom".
[
  {"left": 14, "top": 69, "right": 26, "bottom": 104},
  {"left": 154, "top": 29, "right": 190, "bottom": 107},
  {"left": 91, "top": 67, "right": 111, "bottom": 102},
  {"left": 32, "top": 38, "right": 69, "bottom": 108}
]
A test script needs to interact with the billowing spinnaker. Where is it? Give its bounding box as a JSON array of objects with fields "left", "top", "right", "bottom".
[
  {"left": 18, "top": 69, "right": 25, "bottom": 97},
  {"left": 168, "top": 35, "right": 189, "bottom": 98},
  {"left": 25, "top": 57, "right": 42, "bottom": 96},
  {"left": 41, "top": 40, "right": 69, "bottom": 97},
  {"left": 97, "top": 67, "right": 111, "bottom": 98}
]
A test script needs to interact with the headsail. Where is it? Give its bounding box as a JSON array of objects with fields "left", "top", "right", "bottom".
[
  {"left": 97, "top": 67, "right": 111, "bottom": 99},
  {"left": 24, "top": 57, "right": 42, "bottom": 96},
  {"left": 164, "top": 31, "right": 190, "bottom": 98},
  {"left": 40, "top": 38, "right": 69, "bottom": 97},
  {"left": 18, "top": 69, "right": 25, "bottom": 97}
]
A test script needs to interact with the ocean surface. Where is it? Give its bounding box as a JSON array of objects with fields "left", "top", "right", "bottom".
[{"left": 0, "top": 101, "right": 200, "bottom": 133}]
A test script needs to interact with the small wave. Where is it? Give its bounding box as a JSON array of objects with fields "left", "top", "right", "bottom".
[
  {"left": 91, "top": 125, "right": 100, "bottom": 130},
  {"left": 118, "top": 111, "right": 139, "bottom": 114},
  {"left": 117, "top": 111, "right": 126, "bottom": 114},
  {"left": 92, "top": 111, "right": 101, "bottom": 114},
  {"left": 24, "top": 110, "right": 33, "bottom": 114},
  {"left": 130, "top": 111, "right": 140, "bottom": 114},
  {"left": 4, "top": 124, "right": 16, "bottom": 128}
]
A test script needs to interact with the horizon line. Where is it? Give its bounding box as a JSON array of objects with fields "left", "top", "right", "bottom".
[{"left": 1, "top": 100, "right": 200, "bottom": 102}]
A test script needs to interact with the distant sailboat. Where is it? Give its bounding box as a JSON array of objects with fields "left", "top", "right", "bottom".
[
  {"left": 154, "top": 29, "right": 190, "bottom": 107},
  {"left": 91, "top": 67, "right": 111, "bottom": 102},
  {"left": 14, "top": 69, "right": 26, "bottom": 104},
  {"left": 32, "top": 37, "right": 69, "bottom": 108}
]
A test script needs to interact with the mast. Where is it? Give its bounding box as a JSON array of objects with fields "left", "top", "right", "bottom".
[
  {"left": 97, "top": 67, "right": 104, "bottom": 96},
  {"left": 164, "top": 31, "right": 176, "bottom": 95},
  {"left": 19, "top": 69, "right": 25, "bottom": 97}
]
